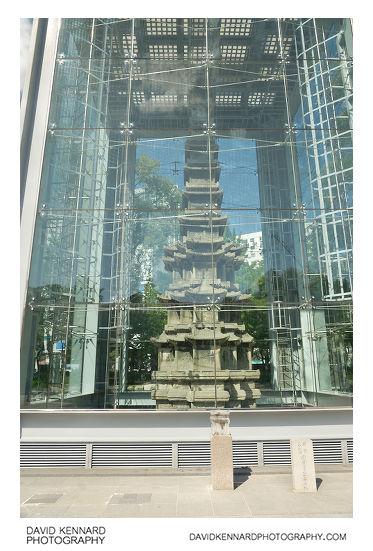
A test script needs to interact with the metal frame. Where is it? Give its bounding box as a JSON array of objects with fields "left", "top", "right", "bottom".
[{"left": 20, "top": 19, "right": 60, "bottom": 325}]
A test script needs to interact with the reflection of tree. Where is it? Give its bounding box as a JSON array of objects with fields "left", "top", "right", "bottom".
[
  {"left": 126, "top": 281, "right": 167, "bottom": 385},
  {"left": 223, "top": 225, "right": 265, "bottom": 295},
  {"left": 135, "top": 154, "right": 182, "bottom": 209},
  {"left": 326, "top": 304, "right": 353, "bottom": 391},
  {"left": 132, "top": 154, "right": 182, "bottom": 293},
  {"left": 29, "top": 284, "right": 70, "bottom": 395},
  {"left": 223, "top": 224, "right": 271, "bottom": 383},
  {"left": 241, "top": 277, "right": 271, "bottom": 385},
  {"left": 236, "top": 261, "right": 265, "bottom": 296}
]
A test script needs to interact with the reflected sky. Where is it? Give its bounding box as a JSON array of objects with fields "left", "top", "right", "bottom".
[{"left": 135, "top": 136, "right": 261, "bottom": 234}]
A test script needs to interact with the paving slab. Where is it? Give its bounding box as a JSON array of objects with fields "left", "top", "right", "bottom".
[
  {"left": 102, "top": 502, "right": 178, "bottom": 518},
  {"left": 63, "top": 504, "right": 108, "bottom": 518},
  {"left": 20, "top": 504, "right": 72, "bottom": 518},
  {"left": 20, "top": 465, "right": 352, "bottom": 518}
]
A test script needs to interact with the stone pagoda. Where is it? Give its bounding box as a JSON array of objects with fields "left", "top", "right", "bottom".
[{"left": 151, "top": 137, "right": 260, "bottom": 408}]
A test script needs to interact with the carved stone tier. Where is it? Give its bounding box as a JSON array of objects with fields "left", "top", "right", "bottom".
[{"left": 151, "top": 137, "right": 261, "bottom": 408}]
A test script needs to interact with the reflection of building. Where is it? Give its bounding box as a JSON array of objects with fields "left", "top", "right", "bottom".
[
  {"left": 241, "top": 232, "right": 263, "bottom": 265},
  {"left": 21, "top": 19, "right": 352, "bottom": 467},
  {"left": 151, "top": 138, "right": 260, "bottom": 408}
]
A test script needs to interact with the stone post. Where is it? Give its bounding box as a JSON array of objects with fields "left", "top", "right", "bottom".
[
  {"left": 290, "top": 437, "right": 317, "bottom": 492},
  {"left": 210, "top": 410, "right": 234, "bottom": 490}
]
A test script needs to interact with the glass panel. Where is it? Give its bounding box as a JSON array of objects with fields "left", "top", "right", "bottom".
[
  {"left": 208, "top": 60, "right": 287, "bottom": 131},
  {"left": 130, "top": 61, "right": 207, "bottom": 131},
  {"left": 21, "top": 302, "right": 112, "bottom": 408},
  {"left": 36, "top": 129, "right": 114, "bottom": 211},
  {"left": 48, "top": 58, "right": 122, "bottom": 130},
  {"left": 21, "top": 18, "right": 353, "bottom": 410},
  {"left": 58, "top": 18, "right": 134, "bottom": 59}
]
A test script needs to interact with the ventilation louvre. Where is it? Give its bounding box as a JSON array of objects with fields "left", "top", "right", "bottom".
[
  {"left": 263, "top": 440, "right": 291, "bottom": 465},
  {"left": 347, "top": 440, "right": 353, "bottom": 463},
  {"left": 233, "top": 441, "right": 259, "bottom": 467},
  {"left": 312, "top": 440, "right": 343, "bottom": 464},
  {"left": 178, "top": 443, "right": 210, "bottom": 467},
  {"left": 20, "top": 443, "right": 86, "bottom": 468},
  {"left": 91, "top": 443, "right": 173, "bottom": 468},
  {"left": 20, "top": 439, "right": 353, "bottom": 468}
]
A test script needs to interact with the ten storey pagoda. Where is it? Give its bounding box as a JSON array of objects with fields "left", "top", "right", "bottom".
[{"left": 151, "top": 137, "right": 261, "bottom": 408}]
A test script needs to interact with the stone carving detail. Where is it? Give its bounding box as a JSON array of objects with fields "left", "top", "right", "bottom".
[
  {"left": 210, "top": 410, "right": 230, "bottom": 435},
  {"left": 151, "top": 138, "right": 261, "bottom": 408}
]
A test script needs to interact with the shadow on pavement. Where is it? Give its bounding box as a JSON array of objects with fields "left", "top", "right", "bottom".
[{"left": 233, "top": 467, "right": 253, "bottom": 488}]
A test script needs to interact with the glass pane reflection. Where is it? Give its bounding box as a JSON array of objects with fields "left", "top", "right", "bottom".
[{"left": 21, "top": 18, "right": 353, "bottom": 409}]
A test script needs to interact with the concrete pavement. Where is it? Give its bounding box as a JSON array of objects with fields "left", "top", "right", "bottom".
[{"left": 20, "top": 465, "right": 352, "bottom": 518}]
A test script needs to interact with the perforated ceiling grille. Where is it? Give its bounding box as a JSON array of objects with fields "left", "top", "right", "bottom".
[
  {"left": 248, "top": 92, "right": 276, "bottom": 105},
  {"left": 151, "top": 93, "right": 178, "bottom": 104},
  {"left": 264, "top": 34, "right": 279, "bottom": 55},
  {"left": 261, "top": 65, "right": 281, "bottom": 77},
  {"left": 184, "top": 19, "right": 205, "bottom": 37},
  {"left": 146, "top": 19, "right": 177, "bottom": 36},
  {"left": 220, "top": 19, "right": 252, "bottom": 37},
  {"left": 148, "top": 44, "right": 178, "bottom": 59},
  {"left": 132, "top": 91, "right": 145, "bottom": 104},
  {"left": 216, "top": 94, "right": 242, "bottom": 106},
  {"left": 281, "top": 37, "right": 294, "bottom": 55},
  {"left": 122, "top": 34, "right": 138, "bottom": 55},
  {"left": 184, "top": 45, "right": 206, "bottom": 59},
  {"left": 221, "top": 44, "right": 247, "bottom": 60}
]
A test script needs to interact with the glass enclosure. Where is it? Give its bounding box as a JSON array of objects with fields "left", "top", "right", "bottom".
[{"left": 21, "top": 18, "right": 353, "bottom": 409}]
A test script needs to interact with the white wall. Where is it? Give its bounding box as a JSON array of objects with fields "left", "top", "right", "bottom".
[{"left": 20, "top": 408, "right": 352, "bottom": 443}]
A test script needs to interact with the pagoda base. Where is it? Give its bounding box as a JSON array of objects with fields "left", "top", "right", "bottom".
[{"left": 151, "top": 369, "right": 261, "bottom": 409}]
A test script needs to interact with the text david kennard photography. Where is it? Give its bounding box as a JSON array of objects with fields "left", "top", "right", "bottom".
[{"left": 26, "top": 526, "right": 106, "bottom": 545}]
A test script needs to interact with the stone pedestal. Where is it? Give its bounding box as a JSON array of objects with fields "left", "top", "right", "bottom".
[
  {"left": 210, "top": 411, "right": 234, "bottom": 490},
  {"left": 290, "top": 437, "right": 317, "bottom": 492}
]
